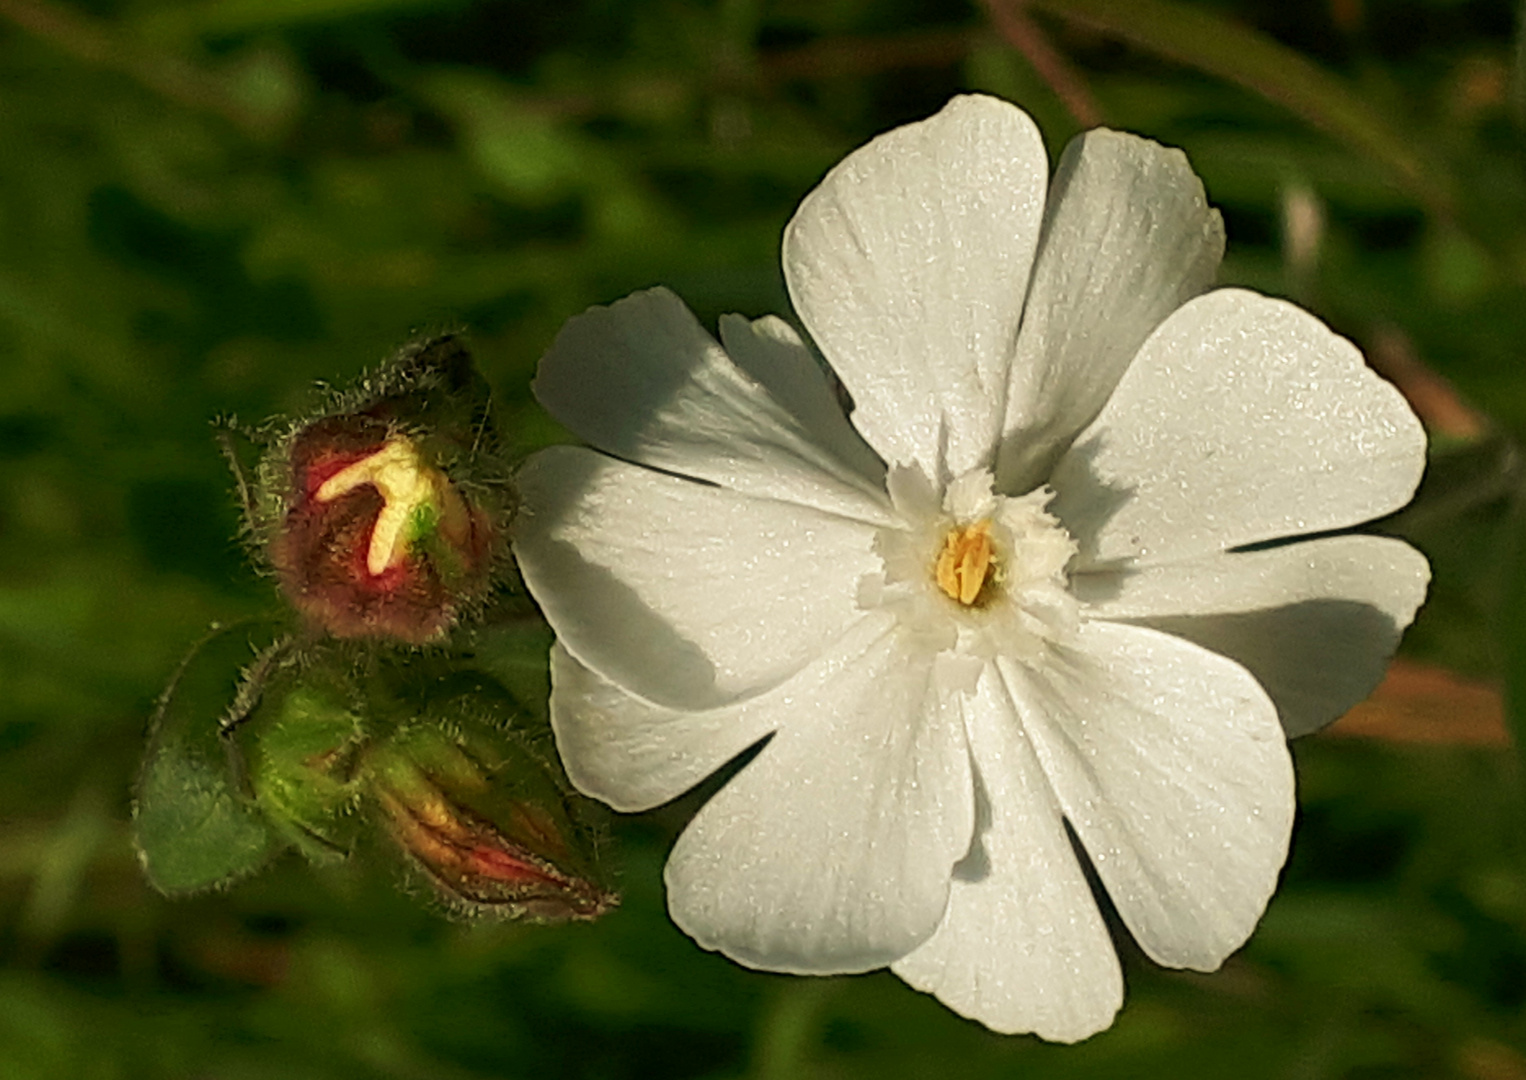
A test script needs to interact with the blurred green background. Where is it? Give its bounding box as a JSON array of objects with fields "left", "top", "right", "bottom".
[{"left": 3, "top": 0, "right": 1526, "bottom": 1076}]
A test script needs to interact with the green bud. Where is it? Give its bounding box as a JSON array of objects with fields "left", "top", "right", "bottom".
[{"left": 246, "top": 659, "right": 366, "bottom": 861}]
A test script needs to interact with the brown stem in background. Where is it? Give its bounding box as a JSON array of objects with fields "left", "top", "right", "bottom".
[
  {"left": 1021, "top": 0, "right": 1453, "bottom": 218},
  {"left": 0, "top": 0, "right": 271, "bottom": 136},
  {"left": 1327, "top": 660, "right": 1508, "bottom": 747},
  {"left": 981, "top": 0, "right": 1104, "bottom": 127},
  {"left": 1366, "top": 323, "right": 1488, "bottom": 441}
]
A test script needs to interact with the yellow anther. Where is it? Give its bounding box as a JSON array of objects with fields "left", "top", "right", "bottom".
[
  {"left": 316, "top": 439, "right": 441, "bottom": 576},
  {"left": 935, "top": 520, "right": 995, "bottom": 606}
]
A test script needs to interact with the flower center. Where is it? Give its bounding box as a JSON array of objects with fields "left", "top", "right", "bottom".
[
  {"left": 934, "top": 520, "right": 995, "bottom": 606},
  {"left": 859, "top": 465, "right": 1080, "bottom": 685},
  {"left": 315, "top": 437, "right": 459, "bottom": 576}
]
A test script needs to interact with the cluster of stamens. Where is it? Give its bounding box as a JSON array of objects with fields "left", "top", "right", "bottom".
[
  {"left": 934, "top": 520, "right": 997, "bottom": 607},
  {"left": 861, "top": 467, "right": 1080, "bottom": 680}
]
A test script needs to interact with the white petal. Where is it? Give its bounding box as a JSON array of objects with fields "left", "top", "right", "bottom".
[
  {"left": 998, "top": 129, "right": 1224, "bottom": 492},
  {"left": 1077, "top": 535, "right": 1431, "bottom": 737},
  {"left": 666, "top": 617, "right": 975, "bottom": 974},
  {"left": 1009, "top": 621, "right": 1295, "bottom": 970},
  {"left": 514, "top": 446, "right": 880, "bottom": 709},
  {"left": 717, "top": 312, "right": 886, "bottom": 486},
  {"left": 1050, "top": 288, "right": 1427, "bottom": 567},
  {"left": 549, "top": 642, "right": 781, "bottom": 812},
  {"left": 893, "top": 668, "right": 1122, "bottom": 1042},
  {"left": 533, "top": 287, "right": 891, "bottom": 524},
  {"left": 783, "top": 95, "right": 1048, "bottom": 478}
]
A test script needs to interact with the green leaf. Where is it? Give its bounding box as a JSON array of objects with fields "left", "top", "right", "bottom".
[
  {"left": 1022, "top": 0, "right": 1455, "bottom": 216},
  {"left": 132, "top": 621, "right": 283, "bottom": 895}
]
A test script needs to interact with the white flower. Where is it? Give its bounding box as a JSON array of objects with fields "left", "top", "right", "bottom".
[{"left": 512, "top": 95, "right": 1430, "bottom": 1041}]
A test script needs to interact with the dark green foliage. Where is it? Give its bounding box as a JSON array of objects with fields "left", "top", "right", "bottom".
[
  {"left": 134, "top": 613, "right": 618, "bottom": 917},
  {"left": 134, "top": 623, "right": 283, "bottom": 894}
]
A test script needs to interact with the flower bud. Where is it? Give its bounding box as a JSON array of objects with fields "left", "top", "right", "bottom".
[
  {"left": 246, "top": 656, "right": 365, "bottom": 861},
  {"left": 250, "top": 335, "right": 512, "bottom": 644},
  {"left": 367, "top": 713, "right": 616, "bottom": 923}
]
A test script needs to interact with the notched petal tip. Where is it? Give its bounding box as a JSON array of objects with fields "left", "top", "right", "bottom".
[
  {"left": 997, "top": 122, "right": 1226, "bottom": 492},
  {"left": 1011, "top": 623, "right": 1295, "bottom": 973},
  {"left": 531, "top": 287, "right": 687, "bottom": 415},
  {"left": 656, "top": 624, "right": 974, "bottom": 977},
  {"left": 1053, "top": 287, "right": 1432, "bottom": 566},
  {"left": 546, "top": 641, "right": 782, "bottom": 815},
  {"left": 781, "top": 91, "right": 1048, "bottom": 479}
]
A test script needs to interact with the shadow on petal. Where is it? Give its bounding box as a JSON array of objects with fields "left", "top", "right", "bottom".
[{"left": 1136, "top": 599, "right": 1404, "bottom": 738}]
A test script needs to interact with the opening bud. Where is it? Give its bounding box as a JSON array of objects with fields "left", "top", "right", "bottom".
[{"left": 241, "top": 335, "right": 513, "bottom": 644}]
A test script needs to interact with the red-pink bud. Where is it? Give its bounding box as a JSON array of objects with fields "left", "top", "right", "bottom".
[
  {"left": 244, "top": 336, "right": 512, "bottom": 644},
  {"left": 273, "top": 422, "right": 493, "bottom": 643},
  {"left": 368, "top": 722, "right": 617, "bottom": 923},
  {"left": 374, "top": 775, "right": 616, "bottom": 922}
]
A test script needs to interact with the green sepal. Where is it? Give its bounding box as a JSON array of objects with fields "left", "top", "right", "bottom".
[
  {"left": 133, "top": 621, "right": 286, "bottom": 896},
  {"left": 456, "top": 618, "right": 555, "bottom": 722},
  {"left": 247, "top": 655, "right": 366, "bottom": 863}
]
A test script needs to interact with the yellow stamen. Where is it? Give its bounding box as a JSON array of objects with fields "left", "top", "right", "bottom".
[
  {"left": 935, "top": 520, "right": 994, "bottom": 606},
  {"left": 316, "top": 439, "right": 441, "bottom": 576}
]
